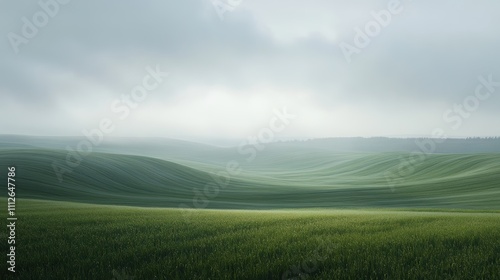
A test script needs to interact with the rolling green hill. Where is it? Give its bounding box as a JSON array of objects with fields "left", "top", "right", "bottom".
[
  {"left": 1, "top": 148, "right": 499, "bottom": 210},
  {"left": 1, "top": 138, "right": 499, "bottom": 279}
]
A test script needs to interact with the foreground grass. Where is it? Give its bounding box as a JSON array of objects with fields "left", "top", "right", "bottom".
[{"left": 1, "top": 200, "right": 499, "bottom": 279}]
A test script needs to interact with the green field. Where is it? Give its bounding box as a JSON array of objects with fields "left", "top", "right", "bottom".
[
  {"left": 0, "top": 136, "right": 499, "bottom": 279},
  {"left": 1, "top": 148, "right": 500, "bottom": 210},
  {"left": 1, "top": 199, "right": 499, "bottom": 279}
]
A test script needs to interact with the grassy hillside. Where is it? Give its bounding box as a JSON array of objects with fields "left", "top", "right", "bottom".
[
  {"left": 0, "top": 135, "right": 230, "bottom": 165},
  {"left": 3, "top": 135, "right": 500, "bottom": 165},
  {"left": 1, "top": 148, "right": 499, "bottom": 209},
  {"left": 1, "top": 137, "right": 499, "bottom": 279},
  {"left": 1, "top": 199, "right": 499, "bottom": 280}
]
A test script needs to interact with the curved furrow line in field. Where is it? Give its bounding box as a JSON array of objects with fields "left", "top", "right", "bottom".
[{"left": 0, "top": 149, "right": 499, "bottom": 209}]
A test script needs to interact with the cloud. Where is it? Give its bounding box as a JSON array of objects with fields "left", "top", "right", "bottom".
[{"left": 1, "top": 0, "right": 500, "bottom": 140}]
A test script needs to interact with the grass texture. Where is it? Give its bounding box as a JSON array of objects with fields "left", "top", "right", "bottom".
[{"left": 1, "top": 199, "right": 499, "bottom": 279}]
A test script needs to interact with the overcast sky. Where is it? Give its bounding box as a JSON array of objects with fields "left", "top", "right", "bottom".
[{"left": 1, "top": 0, "right": 500, "bottom": 143}]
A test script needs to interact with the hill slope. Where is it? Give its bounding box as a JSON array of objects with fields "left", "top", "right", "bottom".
[{"left": 1, "top": 148, "right": 499, "bottom": 209}]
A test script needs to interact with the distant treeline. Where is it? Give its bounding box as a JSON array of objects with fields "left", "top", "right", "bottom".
[{"left": 1, "top": 135, "right": 500, "bottom": 155}]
